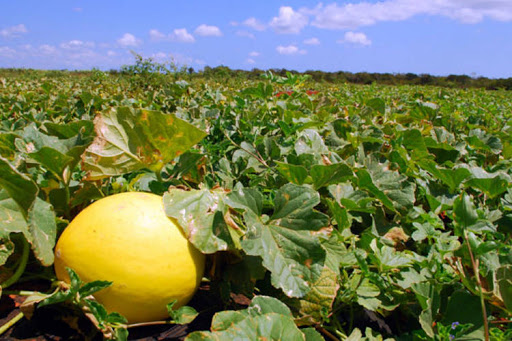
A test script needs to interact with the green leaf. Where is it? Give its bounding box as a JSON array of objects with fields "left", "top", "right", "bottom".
[
  {"left": 38, "top": 288, "right": 74, "bottom": 308},
  {"left": 29, "top": 147, "right": 74, "bottom": 180},
  {"left": 230, "top": 184, "right": 328, "bottom": 298},
  {"left": 186, "top": 296, "right": 307, "bottom": 341},
  {"left": 369, "top": 241, "right": 413, "bottom": 270},
  {"left": 328, "top": 183, "right": 375, "bottom": 213},
  {"left": 301, "top": 328, "right": 324, "bottom": 341},
  {"left": 19, "top": 124, "right": 67, "bottom": 154},
  {"left": 412, "top": 282, "right": 441, "bottom": 338},
  {"left": 15, "top": 123, "right": 92, "bottom": 180},
  {"left": 310, "top": 163, "right": 353, "bottom": 189},
  {"left": 113, "top": 327, "right": 129, "bottom": 341},
  {"left": 0, "top": 133, "right": 18, "bottom": 159},
  {"left": 79, "top": 280, "right": 113, "bottom": 297},
  {"left": 248, "top": 296, "right": 294, "bottom": 316},
  {"left": 346, "top": 328, "right": 363, "bottom": 341},
  {"left": 453, "top": 193, "right": 478, "bottom": 228},
  {"left": 80, "top": 91, "right": 94, "bottom": 106},
  {"left": 222, "top": 256, "right": 266, "bottom": 297},
  {"left": 271, "top": 184, "right": 329, "bottom": 231},
  {"left": 360, "top": 156, "right": 418, "bottom": 212},
  {"left": 295, "top": 129, "right": 329, "bottom": 157},
  {"left": 442, "top": 290, "right": 484, "bottom": 340},
  {"left": 67, "top": 267, "right": 82, "bottom": 291},
  {"left": 402, "top": 129, "right": 429, "bottom": 159},
  {"left": 82, "top": 107, "right": 206, "bottom": 180},
  {"left": 465, "top": 175, "right": 510, "bottom": 198},
  {"left": 0, "top": 156, "right": 38, "bottom": 214},
  {"left": 86, "top": 299, "right": 109, "bottom": 323},
  {"left": 167, "top": 300, "right": 199, "bottom": 324},
  {"left": 496, "top": 266, "right": 512, "bottom": 313},
  {"left": 164, "top": 187, "right": 239, "bottom": 253},
  {"left": 286, "top": 266, "right": 339, "bottom": 326},
  {"left": 167, "top": 152, "right": 206, "bottom": 183},
  {"left": 356, "top": 277, "right": 380, "bottom": 298},
  {"left": 356, "top": 169, "right": 393, "bottom": 212},
  {"left": 44, "top": 120, "right": 94, "bottom": 139},
  {"left": 27, "top": 197, "right": 57, "bottom": 265},
  {"left": 365, "top": 98, "right": 386, "bottom": 115},
  {"left": 276, "top": 161, "right": 309, "bottom": 185},
  {"left": 0, "top": 159, "right": 57, "bottom": 266},
  {"left": 419, "top": 160, "right": 471, "bottom": 191},
  {"left": 466, "top": 129, "right": 502, "bottom": 154},
  {"left": 325, "top": 198, "right": 351, "bottom": 230},
  {"left": 321, "top": 235, "right": 351, "bottom": 274},
  {"left": 357, "top": 296, "right": 382, "bottom": 311},
  {"left": 105, "top": 312, "right": 128, "bottom": 325},
  {"left": 0, "top": 190, "right": 30, "bottom": 239},
  {"left": 0, "top": 238, "right": 14, "bottom": 265}
]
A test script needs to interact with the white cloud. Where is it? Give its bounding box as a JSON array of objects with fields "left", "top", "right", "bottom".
[
  {"left": 243, "top": 17, "right": 266, "bottom": 31},
  {"left": 247, "top": 58, "right": 256, "bottom": 64},
  {"left": 117, "top": 33, "right": 142, "bottom": 47},
  {"left": 194, "top": 24, "right": 222, "bottom": 37},
  {"left": 0, "top": 42, "right": 136, "bottom": 70},
  {"left": 270, "top": 6, "right": 308, "bottom": 34},
  {"left": 309, "top": 0, "right": 512, "bottom": 29},
  {"left": 171, "top": 28, "right": 195, "bottom": 42},
  {"left": 149, "top": 29, "right": 166, "bottom": 41},
  {"left": 0, "top": 24, "right": 28, "bottom": 38},
  {"left": 276, "top": 44, "right": 307, "bottom": 55},
  {"left": 0, "top": 46, "right": 16, "bottom": 57},
  {"left": 303, "top": 37, "right": 320, "bottom": 45},
  {"left": 60, "top": 40, "right": 95, "bottom": 49},
  {"left": 236, "top": 30, "right": 255, "bottom": 39},
  {"left": 249, "top": 51, "right": 260, "bottom": 57},
  {"left": 338, "top": 31, "right": 372, "bottom": 46},
  {"left": 39, "top": 44, "right": 58, "bottom": 55},
  {"left": 151, "top": 52, "right": 169, "bottom": 62},
  {"left": 149, "top": 29, "right": 195, "bottom": 43}
]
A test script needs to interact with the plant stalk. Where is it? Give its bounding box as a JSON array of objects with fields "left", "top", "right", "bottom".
[
  {"left": 1, "top": 290, "right": 39, "bottom": 296},
  {"left": 464, "top": 230, "right": 489, "bottom": 341},
  {"left": 1, "top": 238, "right": 30, "bottom": 289},
  {"left": 0, "top": 312, "right": 24, "bottom": 337}
]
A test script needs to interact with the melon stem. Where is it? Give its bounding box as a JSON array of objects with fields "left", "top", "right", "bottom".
[{"left": 1, "top": 238, "right": 30, "bottom": 289}]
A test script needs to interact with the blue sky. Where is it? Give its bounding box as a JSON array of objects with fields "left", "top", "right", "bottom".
[{"left": 1, "top": 0, "right": 512, "bottom": 78}]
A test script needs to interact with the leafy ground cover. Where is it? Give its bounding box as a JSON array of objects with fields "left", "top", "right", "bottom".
[{"left": 0, "top": 68, "right": 511, "bottom": 340}]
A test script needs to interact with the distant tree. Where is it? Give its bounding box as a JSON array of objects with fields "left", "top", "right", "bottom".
[{"left": 418, "top": 74, "right": 434, "bottom": 85}]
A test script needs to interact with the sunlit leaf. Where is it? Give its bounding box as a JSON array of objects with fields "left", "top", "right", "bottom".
[
  {"left": 228, "top": 184, "right": 328, "bottom": 298},
  {"left": 82, "top": 107, "right": 206, "bottom": 180},
  {"left": 164, "top": 187, "right": 239, "bottom": 254},
  {"left": 186, "top": 296, "right": 307, "bottom": 341}
]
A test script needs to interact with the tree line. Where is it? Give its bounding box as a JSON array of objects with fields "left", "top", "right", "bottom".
[
  {"left": 2, "top": 64, "right": 512, "bottom": 90},
  {"left": 197, "top": 66, "right": 512, "bottom": 90}
]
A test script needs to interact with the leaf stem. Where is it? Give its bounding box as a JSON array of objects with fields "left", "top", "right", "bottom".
[
  {"left": 463, "top": 230, "right": 489, "bottom": 341},
  {"left": 222, "top": 132, "right": 270, "bottom": 168},
  {"left": 63, "top": 181, "right": 71, "bottom": 220},
  {"left": 490, "top": 319, "right": 512, "bottom": 324},
  {"left": 155, "top": 169, "right": 164, "bottom": 183},
  {"left": 316, "top": 326, "right": 340, "bottom": 341},
  {"left": 126, "top": 320, "right": 174, "bottom": 328},
  {"left": 1, "top": 238, "right": 30, "bottom": 289},
  {"left": 1, "top": 290, "right": 40, "bottom": 296},
  {"left": 0, "top": 312, "right": 24, "bottom": 337}
]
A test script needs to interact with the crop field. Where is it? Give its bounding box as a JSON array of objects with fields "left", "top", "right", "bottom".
[{"left": 0, "top": 68, "right": 511, "bottom": 340}]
